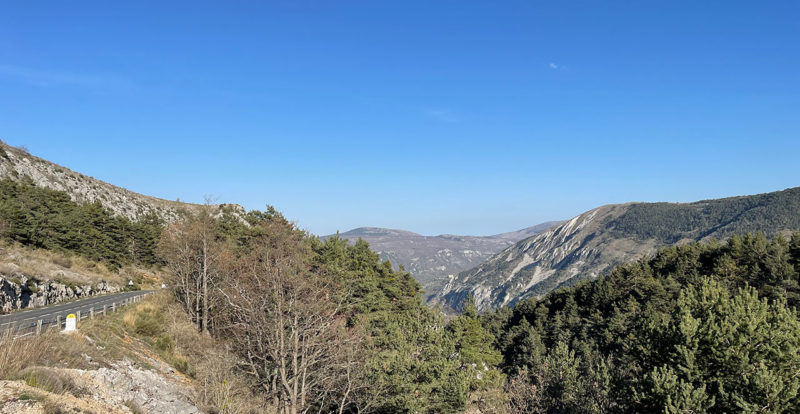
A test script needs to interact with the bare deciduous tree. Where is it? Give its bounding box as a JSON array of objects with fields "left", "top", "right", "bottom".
[
  {"left": 217, "top": 223, "right": 363, "bottom": 414},
  {"left": 159, "top": 205, "right": 224, "bottom": 333},
  {"left": 506, "top": 369, "right": 544, "bottom": 414}
]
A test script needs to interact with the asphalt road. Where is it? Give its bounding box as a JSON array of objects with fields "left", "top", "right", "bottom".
[{"left": 0, "top": 289, "right": 154, "bottom": 335}]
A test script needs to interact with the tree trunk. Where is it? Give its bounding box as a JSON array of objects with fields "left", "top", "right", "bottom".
[
  {"left": 195, "top": 275, "right": 201, "bottom": 330},
  {"left": 202, "top": 236, "right": 209, "bottom": 335}
]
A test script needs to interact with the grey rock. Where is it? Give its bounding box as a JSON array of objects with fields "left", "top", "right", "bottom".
[{"left": 0, "top": 275, "right": 119, "bottom": 313}]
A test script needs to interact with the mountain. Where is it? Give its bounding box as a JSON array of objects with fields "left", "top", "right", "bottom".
[
  {"left": 327, "top": 222, "right": 563, "bottom": 298},
  {"left": 491, "top": 221, "right": 564, "bottom": 242},
  {"left": 0, "top": 140, "right": 242, "bottom": 222},
  {"left": 433, "top": 187, "right": 800, "bottom": 312}
]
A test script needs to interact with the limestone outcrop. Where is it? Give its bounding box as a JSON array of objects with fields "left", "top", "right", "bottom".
[{"left": 0, "top": 275, "right": 119, "bottom": 313}]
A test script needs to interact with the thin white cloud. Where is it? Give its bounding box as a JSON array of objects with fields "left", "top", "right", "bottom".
[
  {"left": 0, "top": 64, "right": 132, "bottom": 90},
  {"left": 549, "top": 62, "right": 559, "bottom": 69},
  {"left": 422, "top": 107, "right": 459, "bottom": 123}
]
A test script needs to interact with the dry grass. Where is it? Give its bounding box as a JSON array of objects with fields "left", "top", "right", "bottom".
[
  {"left": 123, "top": 292, "right": 266, "bottom": 413},
  {"left": 0, "top": 240, "right": 166, "bottom": 288},
  {"left": 122, "top": 302, "right": 158, "bottom": 329},
  {"left": 1, "top": 291, "right": 264, "bottom": 413},
  {"left": 15, "top": 366, "right": 88, "bottom": 396},
  {"left": 0, "top": 330, "right": 98, "bottom": 380},
  {"left": 0, "top": 241, "right": 122, "bottom": 285}
]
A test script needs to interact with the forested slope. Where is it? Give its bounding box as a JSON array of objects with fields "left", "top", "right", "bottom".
[
  {"left": 485, "top": 232, "right": 800, "bottom": 413},
  {"left": 435, "top": 187, "right": 800, "bottom": 312}
]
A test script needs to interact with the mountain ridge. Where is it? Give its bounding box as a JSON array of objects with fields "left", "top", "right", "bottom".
[
  {"left": 327, "top": 221, "right": 564, "bottom": 297},
  {"left": 432, "top": 186, "right": 800, "bottom": 312},
  {"left": 0, "top": 140, "right": 244, "bottom": 222}
]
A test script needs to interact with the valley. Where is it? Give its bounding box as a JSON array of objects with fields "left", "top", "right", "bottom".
[{"left": 328, "top": 222, "right": 562, "bottom": 298}]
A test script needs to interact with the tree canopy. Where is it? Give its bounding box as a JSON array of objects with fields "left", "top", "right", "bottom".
[
  {"left": 0, "top": 178, "right": 163, "bottom": 269},
  {"left": 486, "top": 232, "right": 800, "bottom": 413}
]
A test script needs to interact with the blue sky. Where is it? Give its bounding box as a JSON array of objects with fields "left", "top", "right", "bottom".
[{"left": 1, "top": 1, "right": 798, "bottom": 236}]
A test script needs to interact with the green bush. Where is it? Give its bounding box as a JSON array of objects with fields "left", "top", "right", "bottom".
[
  {"left": 25, "top": 279, "right": 40, "bottom": 293},
  {"left": 170, "top": 356, "right": 192, "bottom": 377},
  {"left": 155, "top": 334, "right": 174, "bottom": 352},
  {"left": 133, "top": 309, "right": 165, "bottom": 337}
]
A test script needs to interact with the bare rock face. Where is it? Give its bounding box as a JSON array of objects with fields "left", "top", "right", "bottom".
[
  {"left": 75, "top": 359, "right": 199, "bottom": 414},
  {"left": 0, "top": 276, "right": 119, "bottom": 313},
  {"left": 0, "top": 359, "right": 201, "bottom": 414},
  {"left": 433, "top": 205, "right": 637, "bottom": 312}
]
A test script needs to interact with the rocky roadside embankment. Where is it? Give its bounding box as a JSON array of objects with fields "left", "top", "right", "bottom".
[
  {"left": 0, "top": 358, "right": 199, "bottom": 414},
  {"left": 0, "top": 275, "right": 119, "bottom": 314}
]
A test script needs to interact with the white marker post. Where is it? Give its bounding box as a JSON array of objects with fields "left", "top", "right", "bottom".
[{"left": 64, "top": 313, "right": 77, "bottom": 332}]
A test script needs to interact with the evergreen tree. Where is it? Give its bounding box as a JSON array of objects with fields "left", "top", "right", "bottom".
[{"left": 0, "top": 178, "right": 163, "bottom": 270}]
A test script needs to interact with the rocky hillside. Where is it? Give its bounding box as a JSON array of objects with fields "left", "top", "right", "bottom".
[
  {"left": 433, "top": 186, "right": 800, "bottom": 312},
  {"left": 328, "top": 222, "right": 562, "bottom": 297},
  {"left": 0, "top": 140, "right": 242, "bottom": 222},
  {"left": 0, "top": 292, "right": 255, "bottom": 413}
]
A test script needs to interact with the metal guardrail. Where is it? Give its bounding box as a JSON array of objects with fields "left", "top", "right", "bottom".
[{"left": 1, "top": 291, "right": 155, "bottom": 339}]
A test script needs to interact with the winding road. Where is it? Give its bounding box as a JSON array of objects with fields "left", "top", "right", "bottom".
[{"left": 0, "top": 289, "right": 154, "bottom": 336}]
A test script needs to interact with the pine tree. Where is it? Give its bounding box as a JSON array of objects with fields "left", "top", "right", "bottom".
[{"left": 643, "top": 278, "right": 800, "bottom": 412}]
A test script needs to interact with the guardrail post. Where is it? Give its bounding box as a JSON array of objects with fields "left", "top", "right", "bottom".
[
  {"left": 57, "top": 315, "right": 62, "bottom": 328},
  {"left": 112, "top": 302, "right": 116, "bottom": 312},
  {"left": 77, "top": 310, "right": 81, "bottom": 322},
  {"left": 90, "top": 307, "right": 94, "bottom": 319},
  {"left": 36, "top": 320, "right": 42, "bottom": 335},
  {"left": 103, "top": 304, "right": 107, "bottom": 315}
]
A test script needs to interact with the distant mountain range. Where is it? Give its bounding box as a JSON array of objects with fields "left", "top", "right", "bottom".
[
  {"left": 432, "top": 187, "right": 800, "bottom": 312},
  {"left": 327, "top": 222, "right": 563, "bottom": 298}
]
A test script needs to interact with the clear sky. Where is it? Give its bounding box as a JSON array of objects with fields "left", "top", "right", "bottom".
[{"left": 1, "top": 1, "right": 798, "bottom": 236}]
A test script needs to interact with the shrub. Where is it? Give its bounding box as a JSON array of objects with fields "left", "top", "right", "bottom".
[
  {"left": 123, "top": 302, "right": 166, "bottom": 337},
  {"left": 25, "top": 279, "right": 40, "bottom": 293},
  {"left": 155, "top": 334, "right": 174, "bottom": 352},
  {"left": 136, "top": 311, "right": 164, "bottom": 337},
  {"left": 167, "top": 356, "right": 192, "bottom": 377}
]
